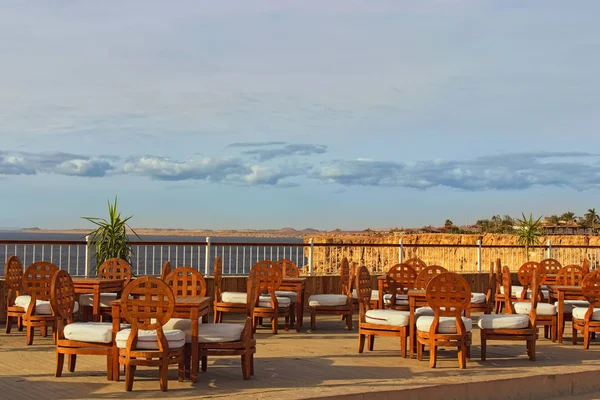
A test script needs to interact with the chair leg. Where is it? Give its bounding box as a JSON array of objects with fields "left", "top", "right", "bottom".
[
  {"left": 368, "top": 335, "right": 375, "bottom": 351},
  {"left": 41, "top": 325, "right": 48, "bottom": 337},
  {"left": 358, "top": 334, "right": 366, "bottom": 353},
  {"left": 106, "top": 353, "right": 113, "bottom": 380},
  {"left": 480, "top": 331, "right": 487, "bottom": 361},
  {"left": 242, "top": 354, "right": 252, "bottom": 380},
  {"left": 159, "top": 359, "right": 169, "bottom": 392},
  {"left": 55, "top": 352, "right": 65, "bottom": 377},
  {"left": 125, "top": 364, "right": 135, "bottom": 392},
  {"left": 527, "top": 339, "right": 536, "bottom": 361},
  {"left": 201, "top": 354, "right": 208, "bottom": 372},
  {"left": 68, "top": 354, "right": 77, "bottom": 372},
  {"left": 5, "top": 316, "right": 12, "bottom": 334},
  {"left": 346, "top": 312, "right": 353, "bottom": 330},
  {"left": 311, "top": 309, "right": 316, "bottom": 331},
  {"left": 18, "top": 316, "right": 24, "bottom": 331},
  {"left": 430, "top": 342, "right": 437, "bottom": 368},
  {"left": 400, "top": 334, "right": 407, "bottom": 358},
  {"left": 26, "top": 325, "right": 34, "bottom": 345},
  {"left": 573, "top": 323, "right": 578, "bottom": 345},
  {"left": 178, "top": 359, "right": 185, "bottom": 382},
  {"left": 213, "top": 310, "right": 219, "bottom": 323},
  {"left": 584, "top": 326, "right": 590, "bottom": 349},
  {"left": 417, "top": 340, "right": 423, "bottom": 361},
  {"left": 250, "top": 353, "right": 255, "bottom": 376}
]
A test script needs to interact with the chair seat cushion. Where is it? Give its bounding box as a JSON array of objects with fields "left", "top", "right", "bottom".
[
  {"left": 415, "top": 307, "right": 435, "bottom": 317},
  {"left": 258, "top": 295, "right": 291, "bottom": 308},
  {"left": 197, "top": 323, "right": 244, "bottom": 343},
  {"left": 308, "top": 294, "right": 348, "bottom": 307},
  {"left": 471, "top": 292, "right": 487, "bottom": 304},
  {"left": 352, "top": 289, "right": 379, "bottom": 301},
  {"left": 365, "top": 309, "right": 409, "bottom": 327},
  {"left": 64, "top": 322, "right": 114, "bottom": 344},
  {"left": 513, "top": 302, "right": 557, "bottom": 316},
  {"left": 416, "top": 316, "right": 472, "bottom": 334},
  {"left": 221, "top": 292, "right": 247, "bottom": 304},
  {"left": 554, "top": 300, "right": 590, "bottom": 314},
  {"left": 383, "top": 293, "right": 409, "bottom": 306},
  {"left": 115, "top": 328, "right": 186, "bottom": 350},
  {"left": 499, "top": 287, "right": 549, "bottom": 299},
  {"left": 572, "top": 307, "right": 600, "bottom": 321},
  {"left": 78, "top": 292, "right": 118, "bottom": 307},
  {"left": 15, "top": 295, "right": 79, "bottom": 315},
  {"left": 477, "top": 314, "right": 530, "bottom": 330},
  {"left": 274, "top": 291, "right": 298, "bottom": 302}
]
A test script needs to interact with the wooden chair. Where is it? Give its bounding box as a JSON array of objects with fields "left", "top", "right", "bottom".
[
  {"left": 416, "top": 272, "right": 472, "bottom": 368},
  {"left": 467, "top": 261, "right": 496, "bottom": 317},
  {"left": 515, "top": 261, "right": 556, "bottom": 341},
  {"left": 5, "top": 256, "right": 25, "bottom": 333},
  {"left": 517, "top": 261, "right": 547, "bottom": 300},
  {"left": 308, "top": 257, "right": 353, "bottom": 331},
  {"left": 213, "top": 256, "right": 247, "bottom": 323},
  {"left": 478, "top": 266, "right": 539, "bottom": 361},
  {"left": 51, "top": 270, "right": 114, "bottom": 379},
  {"left": 251, "top": 260, "right": 292, "bottom": 334},
  {"left": 274, "top": 259, "right": 300, "bottom": 326},
  {"left": 21, "top": 261, "right": 60, "bottom": 345},
  {"left": 555, "top": 265, "right": 589, "bottom": 334},
  {"left": 540, "top": 258, "right": 562, "bottom": 281},
  {"left": 115, "top": 276, "right": 185, "bottom": 392},
  {"left": 493, "top": 259, "right": 519, "bottom": 314},
  {"left": 198, "top": 269, "right": 257, "bottom": 379},
  {"left": 572, "top": 270, "right": 600, "bottom": 349},
  {"left": 382, "top": 263, "right": 417, "bottom": 311},
  {"left": 356, "top": 266, "right": 409, "bottom": 357},
  {"left": 160, "top": 261, "right": 172, "bottom": 281},
  {"left": 415, "top": 265, "right": 448, "bottom": 290},
  {"left": 404, "top": 257, "right": 427, "bottom": 275},
  {"left": 80, "top": 258, "right": 132, "bottom": 321}
]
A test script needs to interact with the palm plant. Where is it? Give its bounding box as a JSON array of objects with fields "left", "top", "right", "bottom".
[
  {"left": 584, "top": 208, "right": 599, "bottom": 231},
  {"left": 516, "top": 213, "right": 543, "bottom": 260},
  {"left": 82, "top": 197, "right": 140, "bottom": 274}
]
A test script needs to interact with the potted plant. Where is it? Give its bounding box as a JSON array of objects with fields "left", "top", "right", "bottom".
[
  {"left": 82, "top": 196, "right": 140, "bottom": 275},
  {"left": 516, "top": 213, "right": 542, "bottom": 261}
]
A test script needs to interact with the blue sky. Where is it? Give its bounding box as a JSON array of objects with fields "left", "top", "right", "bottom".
[{"left": 1, "top": 1, "right": 599, "bottom": 230}]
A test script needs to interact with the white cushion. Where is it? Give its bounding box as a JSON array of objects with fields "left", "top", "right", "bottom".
[
  {"left": 274, "top": 291, "right": 298, "bottom": 302},
  {"left": 554, "top": 300, "right": 590, "bottom": 314},
  {"left": 416, "top": 316, "right": 472, "bottom": 333},
  {"left": 197, "top": 323, "right": 244, "bottom": 343},
  {"left": 115, "top": 328, "right": 186, "bottom": 350},
  {"left": 352, "top": 289, "right": 379, "bottom": 301},
  {"left": 308, "top": 294, "right": 348, "bottom": 307},
  {"left": 365, "top": 309, "right": 410, "bottom": 327},
  {"left": 513, "top": 302, "right": 557, "bottom": 316},
  {"left": 500, "top": 287, "right": 549, "bottom": 299},
  {"left": 64, "top": 322, "right": 114, "bottom": 344},
  {"left": 477, "top": 314, "right": 530, "bottom": 330},
  {"left": 415, "top": 307, "right": 435, "bottom": 317},
  {"left": 572, "top": 307, "right": 600, "bottom": 321},
  {"left": 14, "top": 295, "right": 79, "bottom": 315},
  {"left": 78, "top": 293, "right": 118, "bottom": 307},
  {"left": 383, "top": 293, "right": 409, "bottom": 306},
  {"left": 471, "top": 292, "right": 487, "bottom": 304},
  {"left": 221, "top": 292, "right": 247, "bottom": 304},
  {"left": 258, "top": 295, "right": 291, "bottom": 308}
]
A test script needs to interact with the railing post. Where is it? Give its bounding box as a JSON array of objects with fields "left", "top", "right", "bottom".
[
  {"left": 546, "top": 239, "right": 552, "bottom": 259},
  {"left": 398, "top": 238, "right": 403, "bottom": 263},
  {"left": 477, "top": 239, "right": 482, "bottom": 273},
  {"left": 205, "top": 237, "right": 211, "bottom": 276},
  {"left": 84, "top": 235, "right": 91, "bottom": 277},
  {"left": 308, "top": 238, "right": 314, "bottom": 276}
]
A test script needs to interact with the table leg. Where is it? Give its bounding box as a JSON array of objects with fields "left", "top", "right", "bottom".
[
  {"left": 93, "top": 286, "right": 100, "bottom": 322},
  {"left": 295, "top": 286, "right": 302, "bottom": 330},
  {"left": 557, "top": 292, "right": 564, "bottom": 344},
  {"left": 111, "top": 304, "right": 120, "bottom": 381},
  {"left": 299, "top": 285, "right": 305, "bottom": 329},
  {"left": 190, "top": 309, "right": 199, "bottom": 382},
  {"left": 409, "top": 297, "right": 416, "bottom": 359}
]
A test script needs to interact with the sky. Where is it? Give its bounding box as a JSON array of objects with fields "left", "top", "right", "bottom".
[{"left": 1, "top": 0, "right": 599, "bottom": 230}]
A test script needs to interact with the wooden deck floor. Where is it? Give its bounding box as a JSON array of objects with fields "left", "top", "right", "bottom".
[{"left": 2, "top": 314, "right": 600, "bottom": 400}]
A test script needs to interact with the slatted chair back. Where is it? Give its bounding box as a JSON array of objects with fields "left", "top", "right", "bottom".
[
  {"left": 355, "top": 266, "right": 373, "bottom": 321},
  {"left": 540, "top": 258, "right": 562, "bottom": 275},
  {"left": 340, "top": 257, "right": 351, "bottom": 296},
  {"left": 276, "top": 259, "right": 299, "bottom": 278},
  {"left": 160, "top": 261, "right": 172, "bottom": 281},
  {"left": 386, "top": 263, "right": 417, "bottom": 296},
  {"left": 51, "top": 270, "right": 77, "bottom": 327},
  {"left": 581, "top": 270, "right": 600, "bottom": 306},
  {"left": 5, "top": 256, "right": 24, "bottom": 306},
  {"left": 494, "top": 258, "right": 503, "bottom": 297},
  {"left": 415, "top": 265, "right": 448, "bottom": 290},
  {"left": 425, "top": 272, "right": 471, "bottom": 333},
  {"left": 214, "top": 256, "right": 223, "bottom": 301},
  {"left": 556, "top": 265, "right": 586, "bottom": 286},
  {"left": 250, "top": 261, "right": 282, "bottom": 308},
  {"left": 528, "top": 269, "right": 541, "bottom": 328},
  {"left": 518, "top": 261, "right": 546, "bottom": 300},
  {"left": 484, "top": 261, "right": 497, "bottom": 305},
  {"left": 246, "top": 269, "right": 258, "bottom": 317},
  {"left": 582, "top": 258, "right": 591, "bottom": 274},
  {"left": 120, "top": 277, "right": 175, "bottom": 353},
  {"left": 501, "top": 265, "right": 517, "bottom": 314},
  {"left": 404, "top": 257, "right": 427, "bottom": 274},
  {"left": 165, "top": 267, "right": 207, "bottom": 297},
  {"left": 22, "top": 261, "right": 60, "bottom": 302},
  {"left": 98, "top": 258, "right": 132, "bottom": 286}
]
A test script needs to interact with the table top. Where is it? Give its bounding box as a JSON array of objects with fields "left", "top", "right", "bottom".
[
  {"left": 549, "top": 285, "right": 582, "bottom": 292},
  {"left": 407, "top": 289, "right": 426, "bottom": 296},
  {"left": 282, "top": 277, "right": 307, "bottom": 283},
  {"left": 72, "top": 278, "right": 125, "bottom": 284},
  {"left": 110, "top": 296, "right": 210, "bottom": 306}
]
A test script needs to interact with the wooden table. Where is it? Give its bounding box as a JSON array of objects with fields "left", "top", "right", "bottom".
[
  {"left": 548, "top": 285, "right": 586, "bottom": 343},
  {"left": 111, "top": 295, "right": 211, "bottom": 382},
  {"left": 279, "top": 277, "right": 306, "bottom": 330},
  {"left": 407, "top": 289, "right": 428, "bottom": 359},
  {"left": 73, "top": 278, "right": 125, "bottom": 322}
]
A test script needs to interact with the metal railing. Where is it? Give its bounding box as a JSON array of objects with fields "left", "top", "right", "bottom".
[{"left": 1, "top": 237, "right": 599, "bottom": 277}]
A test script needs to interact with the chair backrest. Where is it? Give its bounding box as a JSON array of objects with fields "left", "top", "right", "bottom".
[
  {"left": 22, "top": 261, "right": 59, "bottom": 302},
  {"left": 5, "top": 256, "right": 23, "bottom": 305},
  {"left": 425, "top": 272, "right": 471, "bottom": 335},
  {"left": 556, "top": 265, "right": 586, "bottom": 286},
  {"left": 355, "top": 265, "right": 373, "bottom": 321},
  {"left": 214, "top": 256, "right": 223, "bottom": 302},
  {"left": 340, "top": 257, "right": 351, "bottom": 296},
  {"left": 246, "top": 269, "right": 258, "bottom": 317},
  {"left": 494, "top": 258, "right": 503, "bottom": 297},
  {"left": 250, "top": 260, "right": 283, "bottom": 309},
  {"left": 582, "top": 257, "right": 591, "bottom": 274},
  {"left": 386, "top": 263, "right": 417, "bottom": 295},
  {"left": 540, "top": 258, "right": 562, "bottom": 275},
  {"left": 581, "top": 270, "right": 600, "bottom": 307},
  {"left": 415, "top": 265, "right": 448, "bottom": 290},
  {"left": 484, "top": 260, "right": 497, "bottom": 305},
  {"left": 98, "top": 258, "right": 132, "bottom": 286},
  {"left": 51, "top": 270, "right": 77, "bottom": 325},
  {"left": 404, "top": 257, "right": 427, "bottom": 274},
  {"left": 120, "top": 277, "right": 175, "bottom": 352},
  {"left": 165, "top": 266, "right": 207, "bottom": 297},
  {"left": 500, "top": 265, "right": 516, "bottom": 313},
  {"left": 276, "top": 259, "right": 300, "bottom": 278},
  {"left": 517, "top": 261, "right": 546, "bottom": 300},
  {"left": 160, "top": 261, "right": 172, "bottom": 281}
]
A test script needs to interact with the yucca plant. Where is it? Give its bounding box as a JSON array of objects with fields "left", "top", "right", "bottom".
[
  {"left": 516, "top": 212, "right": 542, "bottom": 260},
  {"left": 82, "top": 197, "right": 140, "bottom": 274}
]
